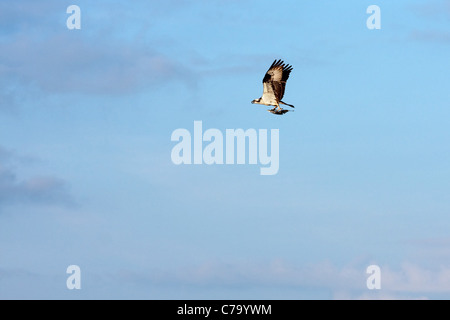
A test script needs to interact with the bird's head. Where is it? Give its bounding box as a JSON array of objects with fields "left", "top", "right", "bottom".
[{"left": 251, "top": 98, "right": 261, "bottom": 104}]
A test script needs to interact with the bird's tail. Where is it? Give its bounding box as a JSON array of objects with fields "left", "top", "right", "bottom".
[{"left": 280, "top": 101, "right": 295, "bottom": 108}]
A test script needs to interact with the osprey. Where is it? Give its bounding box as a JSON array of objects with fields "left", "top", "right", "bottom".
[{"left": 251, "top": 59, "right": 295, "bottom": 115}]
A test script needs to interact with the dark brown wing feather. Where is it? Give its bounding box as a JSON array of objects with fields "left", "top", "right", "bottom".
[{"left": 262, "top": 59, "right": 293, "bottom": 101}]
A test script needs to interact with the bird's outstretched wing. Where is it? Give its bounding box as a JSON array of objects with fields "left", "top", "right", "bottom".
[{"left": 262, "top": 59, "right": 293, "bottom": 101}]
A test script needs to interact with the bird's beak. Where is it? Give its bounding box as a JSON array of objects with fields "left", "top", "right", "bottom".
[{"left": 251, "top": 100, "right": 255, "bottom": 104}]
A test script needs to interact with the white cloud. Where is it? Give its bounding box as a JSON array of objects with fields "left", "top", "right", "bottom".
[
  {"left": 104, "top": 257, "right": 450, "bottom": 299},
  {"left": 382, "top": 263, "right": 450, "bottom": 293}
]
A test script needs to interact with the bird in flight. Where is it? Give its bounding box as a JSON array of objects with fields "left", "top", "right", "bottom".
[{"left": 251, "top": 59, "right": 295, "bottom": 115}]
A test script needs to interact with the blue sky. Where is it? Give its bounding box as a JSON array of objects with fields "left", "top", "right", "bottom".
[{"left": 0, "top": 0, "right": 450, "bottom": 299}]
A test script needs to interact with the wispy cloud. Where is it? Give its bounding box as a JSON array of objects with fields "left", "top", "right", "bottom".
[
  {"left": 105, "top": 259, "right": 365, "bottom": 297},
  {"left": 0, "top": 35, "right": 194, "bottom": 96},
  {"left": 382, "top": 263, "right": 450, "bottom": 294},
  {"left": 0, "top": 146, "right": 73, "bottom": 210},
  {"left": 0, "top": 1, "right": 59, "bottom": 35},
  {"left": 408, "top": 0, "right": 450, "bottom": 45},
  {"left": 410, "top": 30, "right": 450, "bottom": 44},
  {"left": 103, "top": 258, "right": 450, "bottom": 299},
  {"left": 410, "top": 0, "right": 450, "bottom": 20},
  {"left": 0, "top": 0, "right": 198, "bottom": 111}
]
